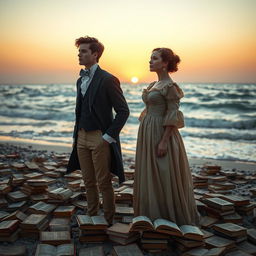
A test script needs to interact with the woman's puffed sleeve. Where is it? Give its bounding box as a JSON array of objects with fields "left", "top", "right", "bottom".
[{"left": 162, "top": 84, "right": 185, "bottom": 128}]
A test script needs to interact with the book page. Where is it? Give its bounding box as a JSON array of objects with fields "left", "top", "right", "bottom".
[
  {"left": 132, "top": 216, "right": 152, "bottom": 225},
  {"left": 91, "top": 216, "right": 108, "bottom": 225},
  {"left": 77, "top": 215, "right": 93, "bottom": 225},
  {"left": 180, "top": 225, "right": 204, "bottom": 236},
  {"left": 36, "top": 244, "right": 56, "bottom": 256},
  {"left": 154, "top": 218, "right": 180, "bottom": 231},
  {"left": 56, "top": 244, "right": 74, "bottom": 256}
]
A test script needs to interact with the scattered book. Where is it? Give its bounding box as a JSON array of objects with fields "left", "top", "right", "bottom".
[
  {"left": 205, "top": 235, "right": 236, "bottom": 251},
  {"left": 212, "top": 222, "right": 247, "bottom": 238},
  {"left": 40, "top": 231, "right": 71, "bottom": 246},
  {"left": 49, "top": 218, "right": 70, "bottom": 231},
  {"left": 53, "top": 205, "right": 76, "bottom": 218},
  {"left": 112, "top": 243, "right": 144, "bottom": 256},
  {"left": 35, "top": 243, "right": 74, "bottom": 256},
  {"left": 107, "top": 222, "right": 140, "bottom": 245},
  {"left": 28, "top": 201, "right": 56, "bottom": 214},
  {"left": 203, "top": 197, "right": 234, "bottom": 211},
  {"left": 247, "top": 228, "right": 256, "bottom": 244},
  {"left": 0, "top": 245, "right": 26, "bottom": 256},
  {"left": 76, "top": 215, "right": 108, "bottom": 230},
  {"left": 48, "top": 188, "right": 73, "bottom": 201},
  {"left": 236, "top": 241, "right": 256, "bottom": 255},
  {"left": 79, "top": 246, "right": 104, "bottom": 256}
]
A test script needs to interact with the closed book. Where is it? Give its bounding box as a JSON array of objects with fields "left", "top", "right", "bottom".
[
  {"left": 79, "top": 246, "right": 104, "bottom": 256},
  {"left": 40, "top": 231, "right": 71, "bottom": 245},
  {"left": 0, "top": 245, "right": 26, "bottom": 256},
  {"left": 112, "top": 243, "right": 144, "bottom": 256},
  {"left": 204, "top": 197, "right": 234, "bottom": 211},
  {"left": 20, "top": 214, "right": 48, "bottom": 229},
  {"left": 212, "top": 223, "right": 247, "bottom": 238},
  {"left": 0, "top": 220, "right": 19, "bottom": 234},
  {"left": 53, "top": 206, "right": 76, "bottom": 218}
]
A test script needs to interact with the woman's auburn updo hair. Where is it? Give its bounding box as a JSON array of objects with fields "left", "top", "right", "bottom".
[{"left": 153, "top": 48, "right": 180, "bottom": 72}]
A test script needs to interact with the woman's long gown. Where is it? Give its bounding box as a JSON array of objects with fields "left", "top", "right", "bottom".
[{"left": 133, "top": 82, "right": 199, "bottom": 225}]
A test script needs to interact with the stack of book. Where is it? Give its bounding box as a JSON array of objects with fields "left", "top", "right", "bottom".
[
  {"left": 203, "top": 197, "right": 235, "bottom": 218},
  {"left": 64, "top": 170, "right": 82, "bottom": 181},
  {"left": 192, "top": 173, "right": 208, "bottom": 189},
  {"left": 44, "top": 170, "right": 62, "bottom": 178},
  {"left": 67, "top": 179, "right": 82, "bottom": 192},
  {"left": 12, "top": 174, "right": 25, "bottom": 187},
  {"left": 53, "top": 205, "right": 76, "bottom": 218},
  {"left": 124, "top": 169, "right": 135, "bottom": 180},
  {"left": 79, "top": 246, "right": 104, "bottom": 256},
  {"left": 0, "top": 219, "right": 20, "bottom": 242},
  {"left": 212, "top": 223, "right": 247, "bottom": 243},
  {"left": 21, "top": 179, "right": 50, "bottom": 195},
  {"left": 40, "top": 231, "right": 71, "bottom": 245},
  {"left": 201, "top": 165, "right": 221, "bottom": 176},
  {"left": 35, "top": 243, "right": 75, "bottom": 256},
  {"left": 235, "top": 202, "right": 256, "bottom": 216},
  {"left": 111, "top": 243, "right": 144, "bottom": 256},
  {"left": 76, "top": 215, "right": 108, "bottom": 243},
  {"left": 7, "top": 190, "right": 29, "bottom": 202},
  {"left": 107, "top": 222, "right": 140, "bottom": 245},
  {"left": 130, "top": 216, "right": 173, "bottom": 252},
  {"left": 20, "top": 214, "right": 49, "bottom": 238},
  {"left": 173, "top": 225, "right": 205, "bottom": 254},
  {"left": 115, "top": 205, "right": 134, "bottom": 222},
  {"left": 49, "top": 218, "right": 70, "bottom": 232},
  {"left": 24, "top": 172, "right": 44, "bottom": 180},
  {"left": 205, "top": 235, "right": 236, "bottom": 254},
  {"left": 0, "top": 245, "right": 27, "bottom": 256},
  {"left": 115, "top": 187, "right": 133, "bottom": 205}
]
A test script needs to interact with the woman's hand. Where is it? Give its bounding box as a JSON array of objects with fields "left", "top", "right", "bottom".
[{"left": 156, "top": 140, "right": 168, "bottom": 157}]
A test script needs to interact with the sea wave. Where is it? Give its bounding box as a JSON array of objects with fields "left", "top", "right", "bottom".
[{"left": 185, "top": 117, "right": 256, "bottom": 129}]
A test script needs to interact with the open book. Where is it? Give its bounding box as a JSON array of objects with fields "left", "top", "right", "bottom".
[
  {"left": 76, "top": 215, "right": 108, "bottom": 229},
  {"left": 130, "top": 216, "right": 204, "bottom": 240},
  {"left": 35, "top": 243, "right": 74, "bottom": 256}
]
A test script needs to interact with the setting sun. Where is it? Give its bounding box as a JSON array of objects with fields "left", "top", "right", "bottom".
[{"left": 131, "top": 77, "right": 139, "bottom": 83}]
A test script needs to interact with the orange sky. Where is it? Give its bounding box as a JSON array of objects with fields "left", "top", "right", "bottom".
[{"left": 0, "top": 0, "right": 256, "bottom": 84}]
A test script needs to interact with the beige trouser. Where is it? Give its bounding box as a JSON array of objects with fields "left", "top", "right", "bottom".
[{"left": 77, "top": 129, "right": 115, "bottom": 224}]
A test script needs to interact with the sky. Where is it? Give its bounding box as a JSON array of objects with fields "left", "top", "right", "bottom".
[{"left": 0, "top": 0, "right": 256, "bottom": 84}]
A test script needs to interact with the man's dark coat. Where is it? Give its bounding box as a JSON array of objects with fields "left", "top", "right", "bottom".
[{"left": 67, "top": 66, "right": 129, "bottom": 183}]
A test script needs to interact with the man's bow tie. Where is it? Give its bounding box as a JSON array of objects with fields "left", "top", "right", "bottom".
[{"left": 79, "top": 69, "right": 90, "bottom": 77}]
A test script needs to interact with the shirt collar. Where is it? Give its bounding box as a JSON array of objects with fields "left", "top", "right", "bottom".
[{"left": 86, "top": 63, "right": 98, "bottom": 78}]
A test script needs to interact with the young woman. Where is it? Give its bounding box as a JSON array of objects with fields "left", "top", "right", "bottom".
[{"left": 133, "top": 48, "right": 199, "bottom": 225}]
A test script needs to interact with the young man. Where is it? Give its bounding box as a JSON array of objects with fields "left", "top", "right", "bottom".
[{"left": 68, "top": 36, "right": 129, "bottom": 225}]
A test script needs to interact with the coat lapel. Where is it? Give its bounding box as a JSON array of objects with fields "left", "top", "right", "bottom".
[{"left": 88, "top": 66, "right": 103, "bottom": 111}]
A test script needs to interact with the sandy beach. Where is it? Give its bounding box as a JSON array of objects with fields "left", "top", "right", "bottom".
[{"left": 0, "top": 138, "right": 255, "bottom": 256}]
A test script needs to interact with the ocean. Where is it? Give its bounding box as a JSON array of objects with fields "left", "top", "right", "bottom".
[{"left": 0, "top": 83, "right": 255, "bottom": 162}]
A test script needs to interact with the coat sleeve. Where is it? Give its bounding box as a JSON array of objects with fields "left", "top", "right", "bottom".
[{"left": 104, "top": 76, "right": 130, "bottom": 139}]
